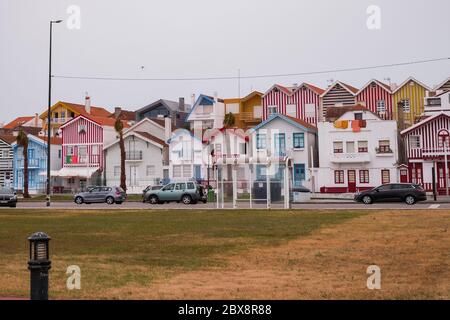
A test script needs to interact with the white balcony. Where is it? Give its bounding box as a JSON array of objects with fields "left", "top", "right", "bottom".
[
  {"left": 330, "top": 152, "right": 371, "bottom": 163},
  {"left": 422, "top": 148, "right": 450, "bottom": 158}
]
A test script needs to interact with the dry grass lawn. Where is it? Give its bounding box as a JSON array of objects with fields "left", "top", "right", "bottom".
[{"left": 0, "top": 209, "right": 449, "bottom": 299}]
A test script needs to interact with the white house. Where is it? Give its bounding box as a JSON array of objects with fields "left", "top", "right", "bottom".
[
  {"left": 104, "top": 118, "right": 169, "bottom": 193},
  {"left": 185, "top": 94, "right": 225, "bottom": 131},
  {"left": 423, "top": 91, "right": 450, "bottom": 115},
  {"left": 249, "top": 114, "right": 318, "bottom": 190},
  {"left": 315, "top": 105, "right": 399, "bottom": 193}
]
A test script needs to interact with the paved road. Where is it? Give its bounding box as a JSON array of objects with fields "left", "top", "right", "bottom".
[{"left": 3, "top": 201, "right": 450, "bottom": 210}]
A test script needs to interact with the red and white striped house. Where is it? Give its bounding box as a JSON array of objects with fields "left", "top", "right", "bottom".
[
  {"left": 262, "top": 83, "right": 324, "bottom": 125},
  {"left": 401, "top": 113, "right": 450, "bottom": 194},
  {"left": 356, "top": 79, "right": 393, "bottom": 120},
  {"left": 52, "top": 114, "right": 129, "bottom": 192}
]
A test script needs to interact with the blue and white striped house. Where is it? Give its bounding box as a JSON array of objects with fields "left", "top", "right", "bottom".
[{"left": 12, "top": 135, "right": 62, "bottom": 194}]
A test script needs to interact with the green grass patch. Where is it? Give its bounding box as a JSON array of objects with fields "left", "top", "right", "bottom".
[{"left": 0, "top": 209, "right": 365, "bottom": 298}]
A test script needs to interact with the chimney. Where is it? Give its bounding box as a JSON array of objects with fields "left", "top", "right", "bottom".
[
  {"left": 191, "top": 94, "right": 196, "bottom": 106},
  {"left": 179, "top": 97, "right": 185, "bottom": 112},
  {"left": 114, "top": 107, "right": 122, "bottom": 118},
  {"left": 164, "top": 116, "right": 172, "bottom": 143},
  {"left": 85, "top": 95, "right": 91, "bottom": 114},
  {"left": 34, "top": 113, "right": 39, "bottom": 127}
]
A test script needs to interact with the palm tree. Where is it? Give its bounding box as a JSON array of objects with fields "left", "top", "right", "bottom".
[
  {"left": 16, "top": 130, "right": 30, "bottom": 198},
  {"left": 114, "top": 117, "right": 127, "bottom": 192},
  {"left": 223, "top": 112, "right": 236, "bottom": 196}
]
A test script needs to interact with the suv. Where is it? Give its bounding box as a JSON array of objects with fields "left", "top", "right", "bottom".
[
  {"left": 142, "top": 185, "right": 163, "bottom": 203},
  {"left": 0, "top": 187, "right": 17, "bottom": 208},
  {"left": 354, "top": 183, "right": 426, "bottom": 205},
  {"left": 74, "top": 186, "right": 126, "bottom": 205},
  {"left": 145, "top": 181, "right": 207, "bottom": 205}
]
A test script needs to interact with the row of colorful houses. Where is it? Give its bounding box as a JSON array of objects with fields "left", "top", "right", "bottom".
[{"left": 1, "top": 76, "right": 450, "bottom": 195}]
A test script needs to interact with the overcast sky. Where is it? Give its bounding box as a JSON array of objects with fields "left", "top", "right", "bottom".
[{"left": 1, "top": 0, "right": 449, "bottom": 124}]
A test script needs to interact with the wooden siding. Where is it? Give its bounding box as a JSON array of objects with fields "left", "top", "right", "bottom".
[
  {"left": 393, "top": 80, "right": 428, "bottom": 126},
  {"left": 356, "top": 82, "right": 393, "bottom": 120},
  {"left": 262, "top": 86, "right": 320, "bottom": 125},
  {"left": 321, "top": 83, "right": 356, "bottom": 117},
  {"left": 61, "top": 117, "right": 104, "bottom": 169},
  {"left": 436, "top": 79, "right": 450, "bottom": 92},
  {"left": 0, "top": 139, "right": 13, "bottom": 187},
  {"left": 403, "top": 114, "right": 450, "bottom": 160}
]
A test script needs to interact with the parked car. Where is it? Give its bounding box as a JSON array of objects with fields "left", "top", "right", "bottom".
[
  {"left": 0, "top": 187, "right": 17, "bottom": 208},
  {"left": 142, "top": 185, "right": 163, "bottom": 202},
  {"left": 74, "top": 186, "right": 126, "bottom": 205},
  {"left": 145, "top": 181, "right": 207, "bottom": 205},
  {"left": 354, "top": 183, "right": 426, "bottom": 205}
]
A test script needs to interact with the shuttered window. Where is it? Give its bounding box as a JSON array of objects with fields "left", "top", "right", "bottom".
[{"left": 381, "top": 170, "right": 390, "bottom": 184}]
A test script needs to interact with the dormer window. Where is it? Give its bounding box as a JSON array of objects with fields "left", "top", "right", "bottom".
[{"left": 354, "top": 113, "right": 363, "bottom": 120}]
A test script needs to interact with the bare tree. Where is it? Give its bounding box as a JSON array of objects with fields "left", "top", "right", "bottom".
[{"left": 114, "top": 117, "right": 127, "bottom": 192}]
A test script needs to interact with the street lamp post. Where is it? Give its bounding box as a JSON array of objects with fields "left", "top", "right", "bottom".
[{"left": 46, "top": 20, "right": 62, "bottom": 207}]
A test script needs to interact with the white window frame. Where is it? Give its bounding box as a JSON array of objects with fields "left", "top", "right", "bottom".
[
  {"left": 409, "top": 135, "right": 421, "bottom": 149},
  {"left": 286, "top": 104, "right": 296, "bottom": 117},
  {"left": 146, "top": 165, "right": 156, "bottom": 177},
  {"left": 267, "top": 105, "right": 278, "bottom": 115},
  {"left": 305, "top": 103, "right": 316, "bottom": 118},
  {"left": 376, "top": 100, "right": 386, "bottom": 113},
  {"left": 401, "top": 99, "right": 410, "bottom": 113}
]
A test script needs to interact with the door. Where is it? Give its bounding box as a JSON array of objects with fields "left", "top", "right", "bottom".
[
  {"left": 373, "top": 184, "right": 394, "bottom": 201},
  {"left": 159, "top": 183, "right": 175, "bottom": 201},
  {"left": 274, "top": 133, "right": 286, "bottom": 156},
  {"left": 129, "top": 166, "right": 138, "bottom": 187},
  {"left": 194, "top": 165, "right": 202, "bottom": 181},
  {"left": 293, "top": 164, "right": 305, "bottom": 188},
  {"left": 347, "top": 170, "right": 356, "bottom": 192},
  {"left": 400, "top": 169, "right": 408, "bottom": 183},
  {"left": 85, "top": 187, "right": 101, "bottom": 202},
  {"left": 174, "top": 182, "right": 187, "bottom": 201},
  {"left": 437, "top": 162, "right": 446, "bottom": 189}
]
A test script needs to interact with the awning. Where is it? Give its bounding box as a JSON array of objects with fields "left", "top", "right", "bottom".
[{"left": 48, "top": 167, "right": 100, "bottom": 178}]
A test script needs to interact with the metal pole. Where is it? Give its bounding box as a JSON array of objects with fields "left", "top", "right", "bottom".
[
  {"left": 216, "top": 165, "right": 219, "bottom": 209},
  {"left": 432, "top": 163, "right": 437, "bottom": 201},
  {"left": 249, "top": 163, "right": 253, "bottom": 209},
  {"left": 266, "top": 162, "right": 271, "bottom": 209},
  {"left": 46, "top": 21, "right": 53, "bottom": 207},
  {"left": 232, "top": 164, "right": 237, "bottom": 209}
]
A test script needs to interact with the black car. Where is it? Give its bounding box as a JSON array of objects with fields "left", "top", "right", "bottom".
[
  {"left": 354, "top": 183, "right": 426, "bottom": 205},
  {"left": 0, "top": 187, "right": 17, "bottom": 208}
]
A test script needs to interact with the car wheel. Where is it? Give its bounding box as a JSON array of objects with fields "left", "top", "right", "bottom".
[
  {"left": 202, "top": 200, "right": 207, "bottom": 204},
  {"left": 405, "top": 195, "right": 416, "bottom": 205},
  {"left": 75, "top": 196, "right": 84, "bottom": 205},
  {"left": 149, "top": 195, "right": 159, "bottom": 205},
  {"left": 182, "top": 195, "right": 192, "bottom": 205},
  {"left": 362, "top": 195, "right": 372, "bottom": 204},
  {"left": 106, "top": 196, "right": 115, "bottom": 205}
]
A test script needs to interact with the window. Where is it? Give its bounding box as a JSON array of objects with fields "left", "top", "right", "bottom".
[
  {"left": 268, "top": 105, "right": 278, "bottom": 116},
  {"left": 354, "top": 113, "right": 363, "bottom": 120},
  {"left": 78, "top": 124, "right": 87, "bottom": 133},
  {"left": 293, "top": 133, "right": 305, "bottom": 149},
  {"left": 182, "top": 165, "right": 192, "bottom": 177},
  {"left": 67, "top": 146, "right": 74, "bottom": 156},
  {"left": 175, "top": 183, "right": 186, "bottom": 190},
  {"left": 381, "top": 170, "right": 390, "bottom": 184},
  {"left": 409, "top": 135, "right": 421, "bottom": 148},
  {"left": 58, "top": 150, "right": 62, "bottom": 159},
  {"left": 163, "top": 184, "right": 174, "bottom": 191},
  {"left": 54, "top": 112, "right": 59, "bottom": 118},
  {"left": 334, "top": 170, "right": 344, "bottom": 184},
  {"left": 286, "top": 104, "right": 296, "bottom": 117},
  {"left": 305, "top": 104, "right": 316, "bottom": 118},
  {"left": 239, "top": 143, "right": 247, "bottom": 155},
  {"left": 376, "top": 100, "right": 386, "bottom": 113},
  {"left": 187, "top": 182, "right": 195, "bottom": 189},
  {"left": 61, "top": 111, "right": 66, "bottom": 119},
  {"left": 92, "top": 145, "right": 99, "bottom": 155},
  {"left": 401, "top": 99, "right": 410, "bottom": 113},
  {"left": 256, "top": 133, "right": 266, "bottom": 149},
  {"left": 214, "top": 143, "right": 222, "bottom": 156},
  {"left": 359, "top": 170, "right": 369, "bottom": 183},
  {"left": 146, "top": 165, "right": 155, "bottom": 176},
  {"left": 114, "top": 166, "right": 120, "bottom": 177},
  {"left": 358, "top": 141, "right": 368, "bottom": 153},
  {"left": 173, "top": 165, "right": 182, "bottom": 178},
  {"left": 333, "top": 141, "right": 343, "bottom": 153},
  {"left": 378, "top": 140, "right": 391, "bottom": 153},
  {"left": 346, "top": 141, "right": 355, "bottom": 153},
  {"left": 78, "top": 146, "right": 87, "bottom": 163}
]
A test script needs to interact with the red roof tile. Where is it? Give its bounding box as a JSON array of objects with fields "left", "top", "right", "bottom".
[
  {"left": 3, "top": 117, "right": 34, "bottom": 129},
  {"left": 134, "top": 131, "right": 167, "bottom": 146}
]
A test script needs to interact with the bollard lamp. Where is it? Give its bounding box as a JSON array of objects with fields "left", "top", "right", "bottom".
[{"left": 28, "top": 232, "right": 52, "bottom": 300}]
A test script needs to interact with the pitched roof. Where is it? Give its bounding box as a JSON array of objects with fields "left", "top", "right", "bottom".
[
  {"left": 392, "top": 77, "right": 431, "bottom": 93},
  {"left": 3, "top": 116, "right": 34, "bottom": 129},
  {"left": 40, "top": 101, "right": 112, "bottom": 119},
  {"left": 109, "top": 109, "right": 136, "bottom": 121},
  {"left": 134, "top": 131, "right": 167, "bottom": 146},
  {"left": 39, "top": 136, "right": 63, "bottom": 145},
  {"left": 250, "top": 114, "right": 317, "bottom": 133},
  {"left": 434, "top": 77, "right": 450, "bottom": 91},
  {"left": 401, "top": 112, "right": 450, "bottom": 135},
  {"left": 0, "top": 134, "right": 16, "bottom": 144},
  {"left": 325, "top": 104, "right": 377, "bottom": 122},
  {"left": 135, "top": 99, "right": 191, "bottom": 115},
  {"left": 148, "top": 118, "right": 166, "bottom": 128},
  {"left": 302, "top": 83, "right": 326, "bottom": 95},
  {"left": 320, "top": 81, "right": 359, "bottom": 97},
  {"left": 356, "top": 79, "right": 392, "bottom": 95},
  {"left": 60, "top": 114, "right": 130, "bottom": 130}
]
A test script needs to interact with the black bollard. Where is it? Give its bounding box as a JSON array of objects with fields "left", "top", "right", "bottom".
[{"left": 28, "top": 232, "right": 51, "bottom": 300}]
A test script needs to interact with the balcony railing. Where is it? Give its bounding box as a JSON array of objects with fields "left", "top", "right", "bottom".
[
  {"left": 18, "top": 158, "right": 40, "bottom": 168},
  {"left": 422, "top": 148, "right": 450, "bottom": 158},
  {"left": 375, "top": 147, "right": 393, "bottom": 154},
  {"left": 51, "top": 117, "right": 72, "bottom": 124},
  {"left": 126, "top": 151, "right": 143, "bottom": 161},
  {"left": 330, "top": 153, "right": 370, "bottom": 163},
  {"left": 238, "top": 112, "right": 262, "bottom": 123}
]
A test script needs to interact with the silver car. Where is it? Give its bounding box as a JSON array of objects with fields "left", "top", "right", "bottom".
[{"left": 74, "top": 186, "right": 126, "bottom": 205}]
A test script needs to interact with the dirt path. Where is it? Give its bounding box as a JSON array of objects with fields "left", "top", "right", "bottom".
[{"left": 114, "top": 210, "right": 450, "bottom": 299}]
